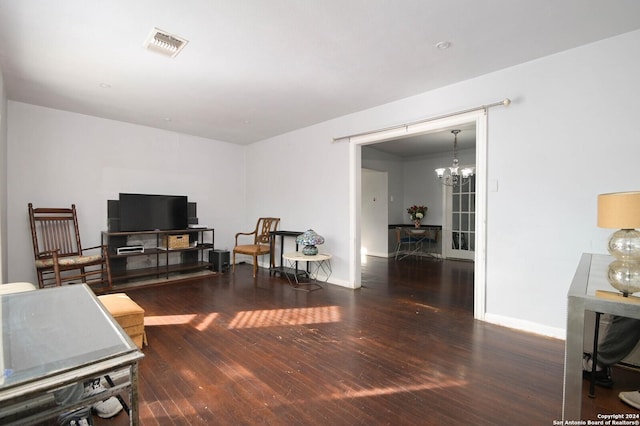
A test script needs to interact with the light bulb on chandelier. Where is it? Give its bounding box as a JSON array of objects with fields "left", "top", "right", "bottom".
[{"left": 435, "top": 129, "right": 475, "bottom": 187}]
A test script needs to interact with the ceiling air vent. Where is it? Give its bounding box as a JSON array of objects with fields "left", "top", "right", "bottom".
[{"left": 143, "top": 28, "right": 188, "bottom": 58}]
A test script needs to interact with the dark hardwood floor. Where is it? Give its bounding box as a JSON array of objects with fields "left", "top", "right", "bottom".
[{"left": 95, "top": 256, "right": 640, "bottom": 425}]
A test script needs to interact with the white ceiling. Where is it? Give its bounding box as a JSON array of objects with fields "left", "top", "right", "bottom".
[{"left": 1, "top": 1, "right": 639, "bottom": 145}]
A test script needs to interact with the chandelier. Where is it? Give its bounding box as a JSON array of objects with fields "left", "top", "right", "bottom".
[{"left": 435, "top": 130, "right": 475, "bottom": 187}]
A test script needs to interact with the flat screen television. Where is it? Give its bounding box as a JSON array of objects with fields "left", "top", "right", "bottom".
[{"left": 119, "top": 193, "right": 188, "bottom": 232}]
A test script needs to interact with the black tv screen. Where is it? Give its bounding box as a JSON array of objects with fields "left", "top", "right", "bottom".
[{"left": 119, "top": 193, "right": 188, "bottom": 232}]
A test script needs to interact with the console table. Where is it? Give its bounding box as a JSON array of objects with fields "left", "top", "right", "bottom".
[
  {"left": 564, "top": 253, "right": 640, "bottom": 420},
  {"left": 269, "top": 230, "right": 308, "bottom": 279},
  {"left": 102, "top": 228, "right": 214, "bottom": 286},
  {"left": 396, "top": 227, "right": 439, "bottom": 260},
  {"left": 0, "top": 284, "right": 144, "bottom": 425}
]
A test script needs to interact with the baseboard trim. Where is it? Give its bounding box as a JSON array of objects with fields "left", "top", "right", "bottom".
[{"left": 484, "top": 313, "right": 565, "bottom": 340}]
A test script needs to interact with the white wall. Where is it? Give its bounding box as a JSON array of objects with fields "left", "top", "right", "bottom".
[
  {"left": 245, "top": 30, "right": 640, "bottom": 335},
  {"left": 6, "top": 102, "right": 246, "bottom": 284},
  {"left": 243, "top": 125, "right": 352, "bottom": 286},
  {"left": 0, "top": 67, "right": 7, "bottom": 283}
]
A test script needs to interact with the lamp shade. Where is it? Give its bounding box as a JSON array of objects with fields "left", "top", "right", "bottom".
[
  {"left": 296, "top": 229, "right": 324, "bottom": 246},
  {"left": 598, "top": 192, "right": 640, "bottom": 229}
]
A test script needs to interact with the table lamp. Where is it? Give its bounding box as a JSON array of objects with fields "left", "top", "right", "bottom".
[
  {"left": 296, "top": 229, "right": 325, "bottom": 256},
  {"left": 597, "top": 191, "right": 640, "bottom": 296}
]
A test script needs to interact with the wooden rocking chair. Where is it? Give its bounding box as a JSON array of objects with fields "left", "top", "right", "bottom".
[{"left": 28, "top": 203, "right": 112, "bottom": 292}]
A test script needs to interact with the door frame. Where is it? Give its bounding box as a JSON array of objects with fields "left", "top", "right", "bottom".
[{"left": 349, "top": 109, "right": 488, "bottom": 320}]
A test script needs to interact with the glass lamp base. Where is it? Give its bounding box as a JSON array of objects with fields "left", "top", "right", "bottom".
[
  {"left": 302, "top": 245, "right": 318, "bottom": 256},
  {"left": 608, "top": 229, "right": 640, "bottom": 260},
  {"left": 608, "top": 260, "right": 640, "bottom": 296}
]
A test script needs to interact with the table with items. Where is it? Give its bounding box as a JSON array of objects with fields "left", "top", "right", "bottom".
[{"left": 0, "top": 284, "right": 144, "bottom": 425}]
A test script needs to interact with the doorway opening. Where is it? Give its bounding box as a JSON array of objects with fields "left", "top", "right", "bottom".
[{"left": 349, "top": 110, "right": 487, "bottom": 320}]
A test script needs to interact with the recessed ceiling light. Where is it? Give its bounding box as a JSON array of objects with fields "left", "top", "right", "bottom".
[{"left": 436, "top": 41, "right": 451, "bottom": 50}]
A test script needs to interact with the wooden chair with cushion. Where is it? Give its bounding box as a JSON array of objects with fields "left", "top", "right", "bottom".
[
  {"left": 28, "top": 203, "right": 112, "bottom": 292},
  {"left": 233, "top": 217, "right": 280, "bottom": 277}
]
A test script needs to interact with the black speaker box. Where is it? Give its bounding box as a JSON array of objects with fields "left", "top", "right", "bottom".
[
  {"left": 107, "top": 200, "right": 120, "bottom": 231},
  {"left": 210, "top": 250, "right": 230, "bottom": 272},
  {"left": 108, "top": 218, "right": 120, "bottom": 232},
  {"left": 187, "top": 202, "right": 197, "bottom": 218},
  {"left": 187, "top": 202, "right": 198, "bottom": 225},
  {"left": 107, "top": 199, "right": 119, "bottom": 218}
]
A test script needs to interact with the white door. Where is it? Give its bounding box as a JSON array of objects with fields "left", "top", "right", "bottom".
[
  {"left": 444, "top": 174, "right": 475, "bottom": 260},
  {"left": 361, "top": 169, "right": 389, "bottom": 257}
]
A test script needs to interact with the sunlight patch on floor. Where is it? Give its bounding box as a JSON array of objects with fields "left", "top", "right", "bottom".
[
  {"left": 263, "top": 372, "right": 468, "bottom": 406},
  {"left": 145, "top": 314, "right": 197, "bottom": 326},
  {"left": 144, "top": 313, "right": 219, "bottom": 331},
  {"left": 144, "top": 308, "right": 341, "bottom": 331},
  {"left": 228, "top": 306, "right": 341, "bottom": 329},
  {"left": 331, "top": 378, "right": 468, "bottom": 400},
  {"left": 195, "top": 312, "right": 219, "bottom": 331}
]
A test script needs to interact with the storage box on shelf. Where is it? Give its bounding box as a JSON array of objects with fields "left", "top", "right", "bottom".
[{"left": 161, "top": 234, "right": 189, "bottom": 250}]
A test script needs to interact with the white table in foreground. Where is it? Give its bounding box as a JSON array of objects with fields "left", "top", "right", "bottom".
[
  {"left": 282, "top": 252, "right": 332, "bottom": 292},
  {"left": 0, "top": 284, "right": 144, "bottom": 425}
]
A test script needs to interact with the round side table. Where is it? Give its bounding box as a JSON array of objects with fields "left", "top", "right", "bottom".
[{"left": 282, "top": 252, "right": 332, "bottom": 292}]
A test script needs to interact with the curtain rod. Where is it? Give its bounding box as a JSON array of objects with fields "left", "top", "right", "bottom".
[{"left": 332, "top": 98, "right": 511, "bottom": 142}]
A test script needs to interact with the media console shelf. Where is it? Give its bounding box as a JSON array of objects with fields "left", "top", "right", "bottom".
[{"left": 101, "top": 228, "right": 214, "bottom": 286}]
